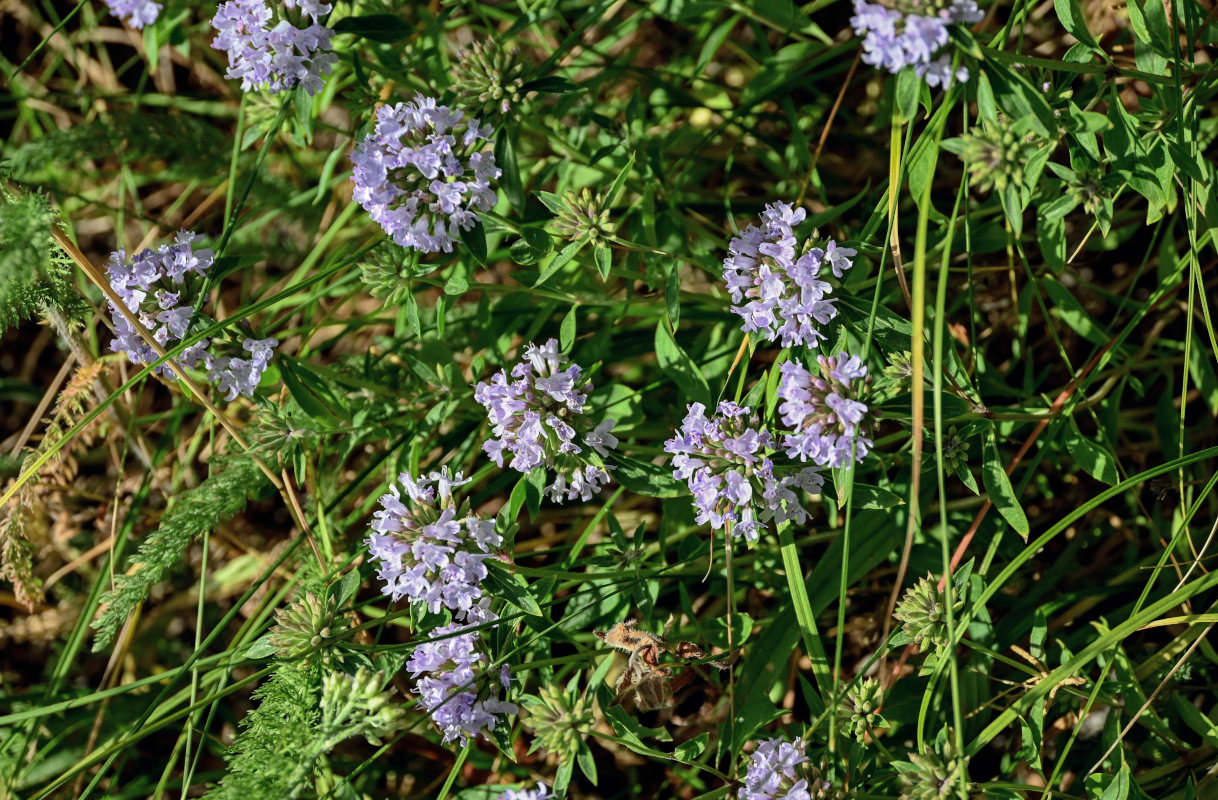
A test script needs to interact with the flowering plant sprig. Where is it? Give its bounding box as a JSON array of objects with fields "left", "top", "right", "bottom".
[
  {"left": 495, "top": 783, "right": 554, "bottom": 800},
  {"left": 407, "top": 620, "right": 518, "bottom": 744},
  {"left": 777, "top": 353, "right": 874, "bottom": 468},
  {"left": 211, "top": 0, "right": 336, "bottom": 95},
  {"left": 474, "top": 339, "right": 618, "bottom": 504},
  {"left": 103, "top": 0, "right": 161, "bottom": 28},
  {"left": 850, "top": 0, "right": 983, "bottom": 89},
  {"left": 365, "top": 467, "right": 502, "bottom": 623},
  {"left": 104, "top": 232, "right": 278, "bottom": 400},
  {"left": 664, "top": 401, "right": 822, "bottom": 542},
  {"left": 350, "top": 96, "right": 500, "bottom": 254},
  {"left": 722, "top": 202, "right": 856, "bottom": 349},
  {"left": 738, "top": 736, "right": 815, "bottom": 800}
]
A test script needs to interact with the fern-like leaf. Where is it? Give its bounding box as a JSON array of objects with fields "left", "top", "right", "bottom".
[
  {"left": 90, "top": 453, "right": 270, "bottom": 651},
  {"left": 0, "top": 188, "right": 83, "bottom": 335}
]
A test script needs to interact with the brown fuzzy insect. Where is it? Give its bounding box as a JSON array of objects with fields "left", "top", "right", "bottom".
[{"left": 594, "top": 619, "right": 733, "bottom": 712}]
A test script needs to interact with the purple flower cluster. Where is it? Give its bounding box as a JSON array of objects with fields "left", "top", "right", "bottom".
[
  {"left": 495, "top": 784, "right": 553, "bottom": 800},
  {"left": 105, "top": 232, "right": 278, "bottom": 401},
  {"left": 664, "top": 401, "right": 822, "bottom": 542},
  {"left": 738, "top": 737, "right": 814, "bottom": 800},
  {"left": 211, "top": 0, "right": 336, "bottom": 95},
  {"left": 722, "top": 202, "right": 856, "bottom": 349},
  {"left": 850, "top": 0, "right": 983, "bottom": 89},
  {"left": 350, "top": 96, "right": 500, "bottom": 253},
  {"left": 777, "top": 354, "right": 874, "bottom": 468},
  {"left": 407, "top": 621, "right": 518, "bottom": 744},
  {"left": 474, "top": 339, "right": 618, "bottom": 504},
  {"left": 103, "top": 0, "right": 161, "bottom": 28},
  {"left": 365, "top": 468, "right": 502, "bottom": 622}
]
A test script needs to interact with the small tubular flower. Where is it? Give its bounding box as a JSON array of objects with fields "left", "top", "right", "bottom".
[
  {"left": 350, "top": 96, "right": 500, "bottom": 254},
  {"left": 365, "top": 468, "right": 502, "bottom": 623},
  {"left": 104, "top": 0, "right": 161, "bottom": 27},
  {"left": 211, "top": 0, "right": 336, "bottom": 95},
  {"left": 474, "top": 339, "right": 617, "bottom": 504},
  {"left": 850, "top": 0, "right": 982, "bottom": 88},
  {"left": 495, "top": 784, "right": 554, "bottom": 800},
  {"left": 777, "top": 354, "right": 874, "bottom": 469},
  {"left": 105, "top": 232, "right": 277, "bottom": 400},
  {"left": 664, "top": 401, "right": 822, "bottom": 542},
  {"left": 406, "top": 621, "right": 518, "bottom": 744},
  {"left": 738, "top": 737, "right": 811, "bottom": 800},
  {"left": 722, "top": 203, "right": 856, "bottom": 349}
]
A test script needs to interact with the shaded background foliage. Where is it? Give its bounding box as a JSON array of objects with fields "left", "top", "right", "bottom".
[{"left": 1, "top": 0, "right": 1217, "bottom": 798}]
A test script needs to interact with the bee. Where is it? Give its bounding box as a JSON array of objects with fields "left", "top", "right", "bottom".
[{"left": 594, "top": 619, "right": 736, "bottom": 712}]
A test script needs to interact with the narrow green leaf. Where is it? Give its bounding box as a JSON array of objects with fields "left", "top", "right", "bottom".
[
  {"left": 654, "top": 320, "right": 711, "bottom": 406},
  {"left": 1053, "top": 0, "right": 1101, "bottom": 51},
  {"left": 665, "top": 263, "right": 680, "bottom": 328},
  {"left": 534, "top": 240, "right": 584, "bottom": 287},
  {"left": 604, "top": 151, "right": 636, "bottom": 207},
  {"left": 560, "top": 304, "right": 577, "bottom": 351},
  {"left": 459, "top": 220, "right": 487, "bottom": 266},
  {"left": 1064, "top": 421, "right": 1118, "bottom": 485},
  {"left": 495, "top": 133, "right": 525, "bottom": 210},
  {"left": 509, "top": 228, "right": 553, "bottom": 265},
  {"left": 779, "top": 524, "right": 832, "bottom": 698},
  {"left": 594, "top": 242, "right": 612, "bottom": 280},
  {"left": 983, "top": 429, "right": 1029, "bottom": 539}
]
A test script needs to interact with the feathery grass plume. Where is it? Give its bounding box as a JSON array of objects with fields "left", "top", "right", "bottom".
[
  {"left": 0, "top": 188, "right": 85, "bottom": 336},
  {"left": 204, "top": 656, "right": 322, "bottom": 800},
  {"left": 205, "top": 568, "right": 401, "bottom": 799},
  {"left": 3, "top": 113, "right": 227, "bottom": 184},
  {"left": 0, "top": 360, "right": 106, "bottom": 610},
  {"left": 91, "top": 453, "right": 270, "bottom": 651},
  {"left": 0, "top": 602, "right": 80, "bottom": 648}
]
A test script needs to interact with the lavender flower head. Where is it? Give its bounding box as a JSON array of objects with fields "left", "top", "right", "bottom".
[
  {"left": 496, "top": 784, "right": 553, "bottom": 800},
  {"left": 738, "top": 737, "right": 813, "bottom": 800},
  {"left": 664, "top": 401, "right": 822, "bottom": 542},
  {"left": 474, "top": 339, "right": 618, "bottom": 504},
  {"left": 104, "top": 0, "right": 161, "bottom": 28},
  {"left": 407, "top": 621, "right": 518, "bottom": 744},
  {"left": 105, "top": 232, "right": 278, "bottom": 401},
  {"left": 722, "top": 202, "right": 857, "bottom": 349},
  {"left": 850, "top": 0, "right": 983, "bottom": 88},
  {"left": 777, "top": 354, "right": 874, "bottom": 469},
  {"left": 211, "top": 0, "right": 336, "bottom": 95},
  {"left": 350, "top": 96, "right": 500, "bottom": 253},
  {"left": 365, "top": 467, "right": 502, "bottom": 622}
]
